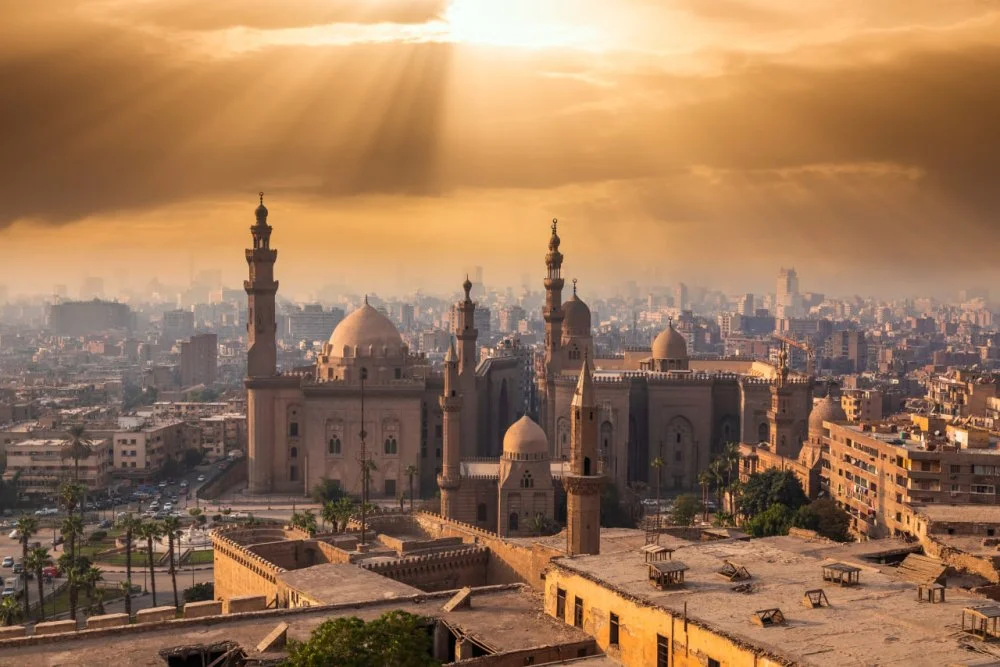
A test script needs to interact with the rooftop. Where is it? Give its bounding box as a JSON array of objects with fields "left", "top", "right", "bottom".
[
  {"left": 277, "top": 563, "right": 421, "bottom": 605},
  {"left": 550, "top": 531, "right": 998, "bottom": 665}
]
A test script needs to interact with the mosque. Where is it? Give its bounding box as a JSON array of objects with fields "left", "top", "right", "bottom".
[{"left": 244, "top": 197, "right": 813, "bottom": 536}]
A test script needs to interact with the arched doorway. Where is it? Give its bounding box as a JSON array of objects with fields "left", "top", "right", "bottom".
[{"left": 508, "top": 512, "right": 519, "bottom": 532}]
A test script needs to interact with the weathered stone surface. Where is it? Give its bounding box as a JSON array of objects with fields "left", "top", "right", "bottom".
[
  {"left": 0, "top": 625, "right": 26, "bottom": 639},
  {"left": 34, "top": 620, "right": 76, "bottom": 636},
  {"left": 184, "top": 600, "right": 223, "bottom": 618},
  {"left": 85, "top": 613, "right": 129, "bottom": 630},
  {"left": 256, "top": 622, "right": 288, "bottom": 653},
  {"left": 135, "top": 606, "right": 176, "bottom": 624},
  {"left": 226, "top": 595, "right": 267, "bottom": 614}
]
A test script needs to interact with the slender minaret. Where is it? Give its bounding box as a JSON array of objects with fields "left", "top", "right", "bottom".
[
  {"left": 540, "top": 219, "right": 565, "bottom": 443},
  {"left": 438, "top": 338, "right": 463, "bottom": 519},
  {"left": 245, "top": 192, "right": 278, "bottom": 378},
  {"left": 769, "top": 343, "right": 797, "bottom": 457},
  {"left": 456, "top": 276, "right": 479, "bottom": 457},
  {"left": 564, "top": 356, "right": 604, "bottom": 555}
]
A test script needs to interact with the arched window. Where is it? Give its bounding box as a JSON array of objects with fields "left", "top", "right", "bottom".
[
  {"left": 477, "top": 503, "right": 487, "bottom": 522},
  {"left": 521, "top": 471, "right": 534, "bottom": 488},
  {"left": 290, "top": 446, "right": 298, "bottom": 459},
  {"left": 509, "top": 512, "right": 519, "bottom": 532},
  {"left": 758, "top": 422, "right": 770, "bottom": 443},
  {"left": 384, "top": 436, "right": 398, "bottom": 455},
  {"left": 328, "top": 437, "right": 341, "bottom": 455},
  {"left": 584, "top": 457, "right": 591, "bottom": 476}
]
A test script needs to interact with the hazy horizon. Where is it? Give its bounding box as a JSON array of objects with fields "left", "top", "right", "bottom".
[{"left": 2, "top": 1, "right": 999, "bottom": 301}]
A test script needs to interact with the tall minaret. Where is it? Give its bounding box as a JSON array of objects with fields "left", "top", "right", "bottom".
[
  {"left": 564, "top": 357, "right": 603, "bottom": 555},
  {"left": 438, "top": 338, "right": 463, "bottom": 519},
  {"left": 245, "top": 192, "right": 278, "bottom": 378},
  {"left": 543, "top": 219, "right": 565, "bottom": 367},
  {"left": 456, "top": 276, "right": 479, "bottom": 457},
  {"left": 768, "top": 343, "right": 797, "bottom": 457}
]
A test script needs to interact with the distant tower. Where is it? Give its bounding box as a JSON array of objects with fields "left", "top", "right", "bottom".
[
  {"left": 245, "top": 192, "right": 278, "bottom": 378},
  {"left": 456, "top": 277, "right": 479, "bottom": 457},
  {"left": 564, "top": 357, "right": 604, "bottom": 555},
  {"left": 540, "top": 219, "right": 565, "bottom": 442},
  {"left": 438, "top": 338, "right": 463, "bottom": 519},
  {"left": 768, "top": 344, "right": 797, "bottom": 457}
]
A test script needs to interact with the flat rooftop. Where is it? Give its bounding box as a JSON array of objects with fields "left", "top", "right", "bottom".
[
  {"left": 551, "top": 531, "right": 999, "bottom": 665},
  {"left": 0, "top": 586, "right": 591, "bottom": 666},
  {"left": 277, "top": 563, "right": 421, "bottom": 605},
  {"left": 917, "top": 504, "right": 1000, "bottom": 524},
  {"left": 839, "top": 423, "right": 1000, "bottom": 455}
]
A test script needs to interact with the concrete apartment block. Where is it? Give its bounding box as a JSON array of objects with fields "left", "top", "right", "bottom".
[
  {"left": 183, "top": 600, "right": 223, "bottom": 618},
  {"left": 85, "top": 613, "right": 130, "bottom": 630},
  {"left": 135, "top": 606, "right": 177, "bottom": 624}
]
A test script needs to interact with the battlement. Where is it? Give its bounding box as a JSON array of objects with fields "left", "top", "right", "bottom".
[
  {"left": 211, "top": 528, "right": 288, "bottom": 586},
  {"left": 417, "top": 511, "right": 501, "bottom": 540},
  {"left": 360, "top": 545, "right": 489, "bottom": 575}
]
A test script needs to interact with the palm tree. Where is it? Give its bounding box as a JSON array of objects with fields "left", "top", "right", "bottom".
[
  {"left": 332, "top": 497, "right": 355, "bottom": 533},
  {"left": 59, "top": 511, "right": 83, "bottom": 621},
  {"left": 321, "top": 501, "right": 338, "bottom": 534},
  {"left": 697, "top": 469, "right": 713, "bottom": 522},
  {"left": 0, "top": 596, "right": 21, "bottom": 627},
  {"left": 61, "top": 425, "right": 94, "bottom": 481},
  {"left": 25, "top": 546, "right": 52, "bottom": 621},
  {"left": 404, "top": 465, "right": 418, "bottom": 512},
  {"left": 65, "top": 566, "right": 85, "bottom": 622},
  {"left": 14, "top": 515, "right": 38, "bottom": 619},
  {"left": 650, "top": 457, "right": 665, "bottom": 528},
  {"left": 137, "top": 520, "right": 161, "bottom": 606},
  {"left": 118, "top": 513, "right": 141, "bottom": 619},
  {"left": 708, "top": 458, "right": 727, "bottom": 511},
  {"left": 161, "top": 516, "right": 182, "bottom": 609},
  {"left": 290, "top": 510, "right": 317, "bottom": 537},
  {"left": 81, "top": 566, "right": 105, "bottom": 615}
]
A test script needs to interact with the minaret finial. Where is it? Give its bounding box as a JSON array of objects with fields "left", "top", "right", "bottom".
[
  {"left": 259, "top": 191, "right": 264, "bottom": 205},
  {"left": 572, "top": 278, "right": 577, "bottom": 296},
  {"left": 552, "top": 218, "right": 558, "bottom": 232},
  {"left": 364, "top": 294, "right": 368, "bottom": 305}
]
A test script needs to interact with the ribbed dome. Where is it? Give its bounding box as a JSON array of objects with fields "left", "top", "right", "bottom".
[
  {"left": 503, "top": 416, "right": 549, "bottom": 456},
  {"left": 562, "top": 294, "right": 592, "bottom": 337},
  {"left": 809, "top": 395, "right": 846, "bottom": 433},
  {"left": 652, "top": 322, "right": 688, "bottom": 360},
  {"left": 328, "top": 302, "right": 402, "bottom": 357}
]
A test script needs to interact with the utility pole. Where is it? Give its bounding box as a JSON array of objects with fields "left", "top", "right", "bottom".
[{"left": 358, "top": 367, "right": 369, "bottom": 546}]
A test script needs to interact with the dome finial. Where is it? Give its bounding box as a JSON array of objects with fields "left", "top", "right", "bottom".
[
  {"left": 462, "top": 274, "right": 473, "bottom": 300},
  {"left": 259, "top": 191, "right": 264, "bottom": 205},
  {"left": 364, "top": 294, "right": 369, "bottom": 306},
  {"left": 255, "top": 191, "right": 268, "bottom": 223},
  {"left": 551, "top": 218, "right": 558, "bottom": 232},
  {"left": 572, "top": 278, "right": 577, "bottom": 296}
]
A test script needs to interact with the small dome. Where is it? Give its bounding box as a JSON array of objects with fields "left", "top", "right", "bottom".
[
  {"left": 255, "top": 192, "right": 268, "bottom": 223},
  {"left": 652, "top": 322, "right": 688, "bottom": 360},
  {"left": 502, "top": 416, "right": 549, "bottom": 456},
  {"left": 328, "top": 301, "right": 402, "bottom": 357},
  {"left": 809, "top": 395, "right": 846, "bottom": 434},
  {"left": 562, "top": 293, "right": 591, "bottom": 338}
]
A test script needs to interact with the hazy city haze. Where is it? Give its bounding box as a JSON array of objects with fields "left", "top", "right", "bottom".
[{"left": 2, "top": 0, "right": 999, "bottom": 298}]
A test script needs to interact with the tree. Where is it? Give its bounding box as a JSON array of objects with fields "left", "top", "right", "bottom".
[
  {"left": 182, "top": 448, "right": 205, "bottom": 469},
  {"left": 183, "top": 582, "right": 214, "bottom": 603},
  {"left": 291, "top": 509, "right": 317, "bottom": 537},
  {"left": 25, "top": 546, "right": 52, "bottom": 621},
  {"left": 697, "top": 470, "right": 712, "bottom": 522},
  {"left": 61, "top": 425, "right": 94, "bottom": 481},
  {"left": 81, "top": 566, "right": 105, "bottom": 616},
  {"left": 331, "top": 497, "right": 355, "bottom": 533},
  {"left": 405, "top": 465, "right": 419, "bottom": 512},
  {"left": 189, "top": 507, "right": 207, "bottom": 528},
  {"left": 118, "top": 513, "right": 142, "bottom": 618},
  {"left": 311, "top": 478, "right": 345, "bottom": 505},
  {"left": 746, "top": 503, "right": 794, "bottom": 538},
  {"left": 138, "top": 520, "right": 162, "bottom": 606},
  {"left": 671, "top": 494, "right": 702, "bottom": 527},
  {"left": 0, "top": 596, "right": 21, "bottom": 627},
  {"left": 738, "top": 469, "right": 808, "bottom": 519},
  {"left": 58, "top": 484, "right": 85, "bottom": 622},
  {"left": 14, "top": 515, "right": 38, "bottom": 619},
  {"left": 527, "top": 514, "right": 559, "bottom": 537},
  {"left": 792, "top": 499, "right": 851, "bottom": 542},
  {"left": 162, "top": 516, "right": 182, "bottom": 608},
  {"left": 284, "top": 609, "right": 437, "bottom": 667}
]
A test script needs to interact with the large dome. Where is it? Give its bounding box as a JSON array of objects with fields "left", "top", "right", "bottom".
[
  {"left": 328, "top": 302, "right": 403, "bottom": 357},
  {"left": 809, "top": 395, "right": 846, "bottom": 434},
  {"left": 503, "top": 416, "right": 549, "bottom": 457},
  {"left": 652, "top": 322, "right": 688, "bottom": 360},
  {"left": 562, "top": 293, "right": 592, "bottom": 338}
]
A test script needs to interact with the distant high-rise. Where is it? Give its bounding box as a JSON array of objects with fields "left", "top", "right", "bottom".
[
  {"left": 740, "top": 293, "right": 755, "bottom": 317},
  {"left": 181, "top": 333, "right": 218, "bottom": 387},
  {"left": 48, "top": 300, "right": 132, "bottom": 336},
  {"left": 776, "top": 268, "right": 801, "bottom": 319},
  {"left": 287, "top": 305, "right": 344, "bottom": 344},
  {"left": 162, "top": 309, "right": 195, "bottom": 343},
  {"left": 674, "top": 282, "right": 689, "bottom": 311}
]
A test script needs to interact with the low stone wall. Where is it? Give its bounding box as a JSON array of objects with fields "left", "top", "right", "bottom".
[
  {"left": 197, "top": 459, "right": 247, "bottom": 500},
  {"left": 225, "top": 595, "right": 268, "bottom": 614},
  {"left": 34, "top": 620, "right": 76, "bottom": 636},
  {"left": 924, "top": 534, "right": 1000, "bottom": 584},
  {"left": 378, "top": 534, "right": 464, "bottom": 554},
  {"left": 0, "top": 626, "right": 26, "bottom": 639},
  {"left": 184, "top": 600, "right": 223, "bottom": 618},
  {"left": 361, "top": 546, "right": 490, "bottom": 592},
  {"left": 136, "top": 606, "right": 177, "bottom": 624},
  {"left": 455, "top": 639, "right": 598, "bottom": 666},
  {"left": 86, "top": 613, "right": 129, "bottom": 630}
]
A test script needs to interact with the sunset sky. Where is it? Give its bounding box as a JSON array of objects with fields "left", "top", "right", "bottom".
[{"left": 1, "top": 0, "right": 999, "bottom": 300}]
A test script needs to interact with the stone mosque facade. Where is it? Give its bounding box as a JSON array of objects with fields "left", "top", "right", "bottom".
[{"left": 244, "top": 198, "right": 812, "bottom": 535}]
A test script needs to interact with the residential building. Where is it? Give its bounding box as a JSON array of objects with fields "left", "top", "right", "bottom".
[
  {"left": 3, "top": 437, "right": 113, "bottom": 494},
  {"left": 161, "top": 309, "right": 195, "bottom": 343},
  {"left": 47, "top": 299, "right": 132, "bottom": 336},
  {"left": 841, "top": 389, "right": 884, "bottom": 423},
  {"left": 180, "top": 333, "right": 218, "bottom": 387},
  {"left": 197, "top": 413, "right": 247, "bottom": 460},
  {"left": 112, "top": 420, "right": 187, "bottom": 478}
]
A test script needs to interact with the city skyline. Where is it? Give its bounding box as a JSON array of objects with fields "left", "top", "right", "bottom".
[{"left": 3, "top": 1, "right": 1000, "bottom": 297}]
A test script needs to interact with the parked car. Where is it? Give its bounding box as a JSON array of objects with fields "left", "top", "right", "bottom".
[
  {"left": 1, "top": 556, "right": 13, "bottom": 568},
  {"left": 98, "top": 519, "right": 113, "bottom": 529},
  {"left": 41, "top": 566, "right": 59, "bottom": 578},
  {"left": 163, "top": 503, "right": 173, "bottom": 511},
  {"left": 12, "top": 562, "right": 23, "bottom": 575},
  {"left": 179, "top": 480, "right": 189, "bottom": 488},
  {"left": 197, "top": 475, "right": 206, "bottom": 482},
  {"left": 2, "top": 584, "right": 17, "bottom": 599},
  {"left": 8, "top": 530, "right": 19, "bottom": 540}
]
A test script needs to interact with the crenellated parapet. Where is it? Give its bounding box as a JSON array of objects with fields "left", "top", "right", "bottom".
[
  {"left": 359, "top": 545, "right": 489, "bottom": 579},
  {"left": 211, "top": 528, "right": 287, "bottom": 585},
  {"left": 417, "top": 510, "right": 501, "bottom": 540}
]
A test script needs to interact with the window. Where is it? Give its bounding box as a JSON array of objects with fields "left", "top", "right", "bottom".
[
  {"left": 477, "top": 503, "right": 487, "bottom": 522},
  {"left": 289, "top": 422, "right": 299, "bottom": 437},
  {"left": 384, "top": 436, "right": 398, "bottom": 455},
  {"left": 609, "top": 612, "right": 619, "bottom": 646},
  {"left": 394, "top": 368, "right": 401, "bottom": 379},
  {"left": 974, "top": 465, "right": 996, "bottom": 476},
  {"left": 556, "top": 588, "right": 566, "bottom": 620},
  {"left": 573, "top": 597, "right": 583, "bottom": 628},
  {"left": 951, "top": 465, "right": 961, "bottom": 473},
  {"left": 656, "top": 634, "right": 668, "bottom": 667},
  {"left": 521, "top": 471, "right": 534, "bottom": 488},
  {"left": 509, "top": 512, "right": 519, "bottom": 532},
  {"left": 971, "top": 484, "right": 995, "bottom": 495},
  {"left": 707, "top": 659, "right": 721, "bottom": 667},
  {"left": 328, "top": 437, "right": 341, "bottom": 455},
  {"left": 385, "top": 479, "right": 396, "bottom": 497},
  {"left": 289, "top": 447, "right": 297, "bottom": 459}
]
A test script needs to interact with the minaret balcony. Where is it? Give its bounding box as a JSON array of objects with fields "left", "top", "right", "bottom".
[
  {"left": 437, "top": 473, "right": 461, "bottom": 490},
  {"left": 439, "top": 396, "right": 462, "bottom": 411}
]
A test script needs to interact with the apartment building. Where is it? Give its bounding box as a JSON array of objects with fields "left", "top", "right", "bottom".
[
  {"left": 197, "top": 413, "right": 247, "bottom": 460},
  {"left": 926, "top": 370, "right": 998, "bottom": 418},
  {"left": 823, "top": 420, "right": 1000, "bottom": 540},
  {"left": 3, "top": 437, "right": 113, "bottom": 495},
  {"left": 152, "top": 401, "right": 231, "bottom": 421},
  {"left": 841, "top": 389, "right": 884, "bottom": 423},
  {"left": 112, "top": 420, "right": 187, "bottom": 478}
]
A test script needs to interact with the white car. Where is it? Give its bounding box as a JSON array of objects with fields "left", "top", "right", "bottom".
[
  {"left": 163, "top": 503, "right": 173, "bottom": 511},
  {"left": 1, "top": 557, "right": 13, "bottom": 568},
  {"left": 197, "top": 475, "right": 206, "bottom": 482},
  {"left": 7, "top": 530, "right": 19, "bottom": 540}
]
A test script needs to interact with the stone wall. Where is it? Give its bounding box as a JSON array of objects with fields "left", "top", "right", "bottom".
[
  {"left": 361, "top": 546, "right": 489, "bottom": 592},
  {"left": 455, "top": 639, "right": 598, "bottom": 666},
  {"left": 198, "top": 458, "right": 247, "bottom": 500},
  {"left": 212, "top": 529, "right": 286, "bottom": 603}
]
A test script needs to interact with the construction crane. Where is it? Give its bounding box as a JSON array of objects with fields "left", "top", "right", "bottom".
[{"left": 772, "top": 333, "right": 816, "bottom": 377}]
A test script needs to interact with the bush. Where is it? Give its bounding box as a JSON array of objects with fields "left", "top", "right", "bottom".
[
  {"left": 746, "top": 503, "right": 793, "bottom": 538},
  {"left": 738, "top": 469, "right": 808, "bottom": 519},
  {"left": 88, "top": 530, "right": 108, "bottom": 543},
  {"left": 671, "top": 494, "right": 702, "bottom": 527},
  {"left": 285, "top": 610, "right": 437, "bottom": 667},
  {"left": 183, "top": 582, "right": 214, "bottom": 603},
  {"left": 792, "top": 499, "right": 851, "bottom": 542}
]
